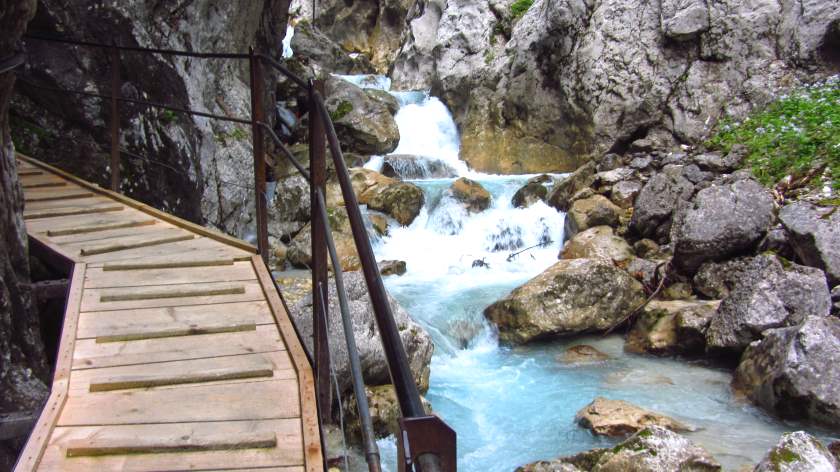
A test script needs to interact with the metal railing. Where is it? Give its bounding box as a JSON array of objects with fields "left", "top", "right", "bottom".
[{"left": 17, "top": 32, "right": 455, "bottom": 472}]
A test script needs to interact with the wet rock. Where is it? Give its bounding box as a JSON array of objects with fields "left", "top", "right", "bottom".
[
  {"left": 754, "top": 431, "right": 839, "bottom": 472},
  {"left": 734, "top": 316, "right": 840, "bottom": 428},
  {"left": 547, "top": 161, "right": 597, "bottom": 212},
  {"left": 830, "top": 441, "right": 840, "bottom": 462},
  {"left": 560, "top": 345, "right": 610, "bottom": 365},
  {"left": 344, "top": 384, "right": 433, "bottom": 440},
  {"left": 512, "top": 175, "right": 552, "bottom": 208},
  {"left": 561, "top": 226, "right": 634, "bottom": 265},
  {"left": 368, "top": 212, "right": 389, "bottom": 237},
  {"left": 692, "top": 257, "right": 752, "bottom": 299},
  {"left": 382, "top": 154, "right": 457, "bottom": 179},
  {"left": 447, "top": 319, "right": 484, "bottom": 349},
  {"left": 779, "top": 202, "right": 840, "bottom": 286},
  {"left": 671, "top": 179, "right": 774, "bottom": 274},
  {"left": 630, "top": 166, "right": 695, "bottom": 242},
  {"left": 378, "top": 260, "right": 406, "bottom": 276},
  {"left": 610, "top": 180, "right": 642, "bottom": 209},
  {"left": 484, "top": 259, "right": 645, "bottom": 344},
  {"left": 517, "top": 449, "right": 606, "bottom": 472},
  {"left": 706, "top": 255, "right": 831, "bottom": 355},
  {"left": 576, "top": 398, "right": 693, "bottom": 437},
  {"left": 595, "top": 426, "right": 719, "bottom": 471},
  {"left": 626, "top": 300, "right": 719, "bottom": 355},
  {"left": 565, "top": 195, "right": 622, "bottom": 238},
  {"left": 325, "top": 77, "right": 400, "bottom": 155},
  {"left": 449, "top": 177, "right": 491, "bottom": 213},
  {"left": 351, "top": 168, "right": 424, "bottom": 225},
  {"left": 290, "top": 271, "right": 433, "bottom": 395}
]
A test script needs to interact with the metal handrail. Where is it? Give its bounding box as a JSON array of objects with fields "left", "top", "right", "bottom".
[
  {"left": 0, "top": 52, "right": 25, "bottom": 74},
  {"left": 24, "top": 33, "right": 250, "bottom": 59}
]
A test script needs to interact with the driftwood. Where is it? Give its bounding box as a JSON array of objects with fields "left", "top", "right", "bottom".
[{"left": 506, "top": 239, "right": 554, "bottom": 262}]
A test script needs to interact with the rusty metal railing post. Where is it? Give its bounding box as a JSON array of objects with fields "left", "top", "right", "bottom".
[
  {"left": 249, "top": 47, "right": 269, "bottom": 263},
  {"left": 309, "top": 78, "right": 331, "bottom": 421},
  {"left": 109, "top": 43, "right": 121, "bottom": 192}
]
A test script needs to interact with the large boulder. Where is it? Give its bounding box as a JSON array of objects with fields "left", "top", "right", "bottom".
[
  {"left": 754, "top": 431, "right": 839, "bottom": 472},
  {"left": 483, "top": 258, "right": 645, "bottom": 344},
  {"left": 733, "top": 316, "right": 840, "bottom": 428},
  {"left": 565, "top": 195, "right": 622, "bottom": 238},
  {"left": 576, "top": 398, "right": 693, "bottom": 437},
  {"left": 519, "top": 426, "right": 720, "bottom": 472},
  {"left": 692, "top": 257, "right": 752, "bottom": 299},
  {"left": 512, "top": 174, "right": 553, "bottom": 208},
  {"left": 706, "top": 255, "right": 831, "bottom": 355},
  {"left": 547, "top": 161, "right": 597, "bottom": 211},
  {"left": 626, "top": 300, "right": 719, "bottom": 356},
  {"left": 630, "top": 166, "right": 695, "bottom": 242},
  {"left": 560, "top": 345, "right": 610, "bottom": 365},
  {"left": 325, "top": 76, "right": 400, "bottom": 155},
  {"left": 610, "top": 179, "right": 643, "bottom": 209},
  {"left": 290, "top": 271, "right": 434, "bottom": 396},
  {"left": 449, "top": 177, "right": 491, "bottom": 213},
  {"left": 351, "top": 168, "right": 425, "bottom": 225},
  {"left": 779, "top": 202, "right": 840, "bottom": 286},
  {"left": 344, "top": 384, "right": 433, "bottom": 440},
  {"left": 382, "top": 154, "right": 457, "bottom": 179},
  {"left": 560, "top": 226, "right": 634, "bottom": 265},
  {"left": 671, "top": 179, "right": 774, "bottom": 274},
  {"left": 288, "top": 21, "right": 375, "bottom": 74}
]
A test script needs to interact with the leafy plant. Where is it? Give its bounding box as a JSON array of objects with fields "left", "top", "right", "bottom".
[
  {"left": 160, "top": 109, "right": 177, "bottom": 125},
  {"left": 510, "top": 0, "right": 534, "bottom": 19},
  {"left": 330, "top": 100, "right": 353, "bottom": 122},
  {"left": 707, "top": 75, "right": 840, "bottom": 191}
]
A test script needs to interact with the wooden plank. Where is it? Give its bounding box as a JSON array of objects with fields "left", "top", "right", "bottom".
[
  {"left": 73, "top": 324, "right": 285, "bottom": 370},
  {"left": 76, "top": 301, "right": 274, "bottom": 340},
  {"left": 79, "top": 233, "right": 194, "bottom": 256},
  {"left": 23, "top": 207, "right": 154, "bottom": 234},
  {"left": 24, "top": 196, "right": 109, "bottom": 211},
  {"left": 47, "top": 220, "right": 158, "bottom": 240},
  {"left": 95, "top": 323, "right": 257, "bottom": 343},
  {"left": 17, "top": 153, "right": 257, "bottom": 254},
  {"left": 58, "top": 379, "right": 301, "bottom": 425},
  {"left": 80, "top": 280, "right": 264, "bottom": 312},
  {"left": 13, "top": 264, "right": 86, "bottom": 471},
  {"left": 252, "top": 256, "right": 324, "bottom": 472},
  {"left": 24, "top": 203, "right": 123, "bottom": 220},
  {"left": 102, "top": 258, "right": 235, "bottom": 271},
  {"left": 79, "top": 236, "right": 256, "bottom": 264},
  {"left": 25, "top": 190, "right": 94, "bottom": 202},
  {"left": 40, "top": 420, "right": 304, "bottom": 471},
  {"left": 56, "top": 224, "right": 187, "bottom": 249},
  {"left": 70, "top": 352, "right": 293, "bottom": 395},
  {"left": 65, "top": 431, "right": 277, "bottom": 456},
  {"left": 21, "top": 180, "right": 66, "bottom": 189},
  {"left": 85, "top": 260, "right": 255, "bottom": 288},
  {"left": 18, "top": 169, "right": 44, "bottom": 176}
]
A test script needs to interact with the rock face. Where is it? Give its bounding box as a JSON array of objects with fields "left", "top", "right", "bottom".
[
  {"left": 351, "top": 168, "right": 424, "bottom": 225},
  {"left": 734, "top": 316, "right": 840, "bottom": 428},
  {"left": 565, "top": 195, "right": 621, "bottom": 238},
  {"left": 671, "top": 179, "right": 774, "bottom": 274},
  {"left": 449, "top": 177, "right": 491, "bottom": 213},
  {"left": 626, "top": 300, "right": 719, "bottom": 356},
  {"left": 13, "top": 0, "right": 290, "bottom": 238},
  {"left": 630, "top": 166, "right": 695, "bottom": 242},
  {"left": 325, "top": 77, "right": 400, "bottom": 155},
  {"left": 483, "top": 259, "right": 645, "bottom": 344},
  {"left": 1, "top": 0, "right": 49, "bottom": 426},
  {"left": 394, "top": 0, "right": 840, "bottom": 174},
  {"left": 706, "top": 255, "right": 831, "bottom": 355},
  {"left": 779, "top": 202, "right": 840, "bottom": 286},
  {"left": 576, "top": 398, "right": 692, "bottom": 437},
  {"left": 290, "top": 271, "right": 434, "bottom": 396},
  {"left": 560, "top": 226, "right": 633, "bottom": 265},
  {"left": 520, "top": 426, "right": 720, "bottom": 471},
  {"left": 754, "top": 431, "right": 839, "bottom": 472}
]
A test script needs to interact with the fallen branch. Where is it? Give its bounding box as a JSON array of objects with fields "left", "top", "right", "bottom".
[
  {"left": 506, "top": 239, "right": 553, "bottom": 262},
  {"left": 604, "top": 260, "right": 670, "bottom": 335}
]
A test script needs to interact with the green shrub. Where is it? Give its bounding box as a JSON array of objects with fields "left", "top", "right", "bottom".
[
  {"left": 510, "top": 0, "right": 534, "bottom": 19},
  {"left": 707, "top": 75, "right": 839, "bottom": 191}
]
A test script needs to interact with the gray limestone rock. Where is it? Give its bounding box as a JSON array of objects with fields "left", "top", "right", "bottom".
[
  {"left": 754, "top": 431, "right": 839, "bottom": 472},
  {"left": 779, "top": 202, "right": 840, "bottom": 286},
  {"left": 325, "top": 77, "right": 400, "bottom": 155},
  {"left": 630, "top": 165, "right": 695, "bottom": 242}
]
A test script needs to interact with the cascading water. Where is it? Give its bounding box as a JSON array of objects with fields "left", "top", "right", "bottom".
[{"left": 332, "top": 76, "right": 835, "bottom": 471}]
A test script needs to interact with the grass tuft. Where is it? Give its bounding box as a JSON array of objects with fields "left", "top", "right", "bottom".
[{"left": 510, "top": 0, "right": 534, "bottom": 19}]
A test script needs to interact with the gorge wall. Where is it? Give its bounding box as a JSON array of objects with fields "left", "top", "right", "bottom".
[{"left": 12, "top": 0, "right": 290, "bottom": 237}]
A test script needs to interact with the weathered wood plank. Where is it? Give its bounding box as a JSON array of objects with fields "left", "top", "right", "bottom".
[
  {"left": 73, "top": 324, "right": 284, "bottom": 370},
  {"left": 58, "top": 379, "right": 301, "bottom": 426},
  {"left": 102, "top": 258, "right": 235, "bottom": 271},
  {"left": 47, "top": 220, "right": 162, "bottom": 242},
  {"left": 25, "top": 190, "right": 94, "bottom": 202},
  {"left": 76, "top": 301, "right": 274, "bottom": 340},
  {"left": 24, "top": 196, "right": 111, "bottom": 211},
  {"left": 80, "top": 280, "right": 264, "bottom": 312},
  {"left": 95, "top": 323, "right": 256, "bottom": 343},
  {"left": 46, "top": 219, "right": 156, "bottom": 237},
  {"left": 23, "top": 207, "right": 153, "bottom": 234},
  {"left": 21, "top": 179, "right": 67, "bottom": 189},
  {"left": 252, "top": 256, "right": 324, "bottom": 472},
  {"left": 65, "top": 431, "right": 277, "bottom": 457},
  {"left": 24, "top": 203, "right": 124, "bottom": 220},
  {"left": 79, "top": 233, "right": 194, "bottom": 256},
  {"left": 70, "top": 352, "right": 293, "bottom": 395},
  {"left": 85, "top": 260, "right": 256, "bottom": 288},
  {"left": 41, "top": 420, "right": 304, "bottom": 471},
  {"left": 79, "top": 236, "right": 255, "bottom": 264}
]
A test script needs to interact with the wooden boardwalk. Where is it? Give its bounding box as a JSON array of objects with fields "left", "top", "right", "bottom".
[{"left": 13, "top": 154, "right": 323, "bottom": 472}]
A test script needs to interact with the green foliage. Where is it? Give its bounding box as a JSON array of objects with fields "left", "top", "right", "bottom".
[
  {"left": 769, "top": 447, "right": 801, "bottom": 466},
  {"left": 214, "top": 127, "right": 249, "bottom": 145},
  {"left": 707, "top": 75, "right": 840, "bottom": 191},
  {"left": 510, "top": 0, "right": 534, "bottom": 19},
  {"left": 160, "top": 109, "right": 177, "bottom": 125},
  {"left": 484, "top": 50, "right": 495, "bottom": 65},
  {"left": 330, "top": 101, "right": 354, "bottom": 122}
]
